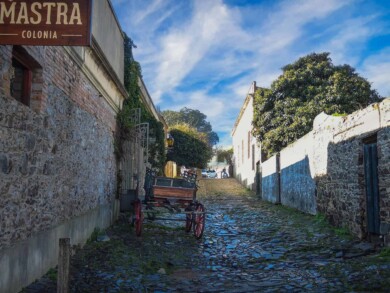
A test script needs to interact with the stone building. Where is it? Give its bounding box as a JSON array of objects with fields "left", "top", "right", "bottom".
[
  {"left": 0, "top": 1, "right": 160, "bottom": 292},
  {"left": 231, "top": 81, "right": 262, "bottom": 191}
]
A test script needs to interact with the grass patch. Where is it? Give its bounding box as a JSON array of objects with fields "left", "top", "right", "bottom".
[
  {"left": 379, "top": 247, "right": 390, "bottom": 258},
  {"left": 86, "top": 227, "right": 105, "bottom": 244},
  {"left": 143, "top": 222, "right": 184, "bottom": 232},
  {"left": 314, "top": 213, "right": 352, "bottom": 239},
  {"left": 332, "top": 112, "right": 348, "bottom": 117},
  {"left": 314, "top": 213, "right": 327, "bottom": 224},
  {"left": 334, "top": 226, "right": 351, "bottom": 237},
  {"left": 46, "top": 268, "right": 57, "bottom": 281}
]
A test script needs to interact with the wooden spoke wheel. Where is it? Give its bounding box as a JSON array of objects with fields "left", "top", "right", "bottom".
[
  {"left": 193, "top": 203, "right": 205, "bottom": 239},
  {"left": 133, "top": 199, "right": 143, "bottom": 236},
  {"left": 185, "top": 206, "right": 193, "bottom": 232}
]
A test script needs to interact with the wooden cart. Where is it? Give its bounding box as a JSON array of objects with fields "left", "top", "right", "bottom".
[{"left": 133, "top": 169, "right": 206, "bottom": 239}]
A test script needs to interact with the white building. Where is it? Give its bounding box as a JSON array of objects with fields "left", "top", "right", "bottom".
[{"left": 231, "top": 81, "right": 262, "bottom": 190}]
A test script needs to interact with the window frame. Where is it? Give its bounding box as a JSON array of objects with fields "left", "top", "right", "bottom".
[
  {"left": 11, "top": 55, "right": 32, "bottom": 106},
  {"left": 11, "top": 46, "right": 41, "bottom": 108}
]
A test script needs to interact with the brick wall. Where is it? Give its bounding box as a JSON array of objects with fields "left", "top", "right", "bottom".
[{"left": 0, "top": 45, "right": 118, "bottom": 248}]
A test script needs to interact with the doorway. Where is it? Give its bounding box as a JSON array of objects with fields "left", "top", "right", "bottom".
[{"left": 363, "top": 137, "right": 380, "bottom": 234}]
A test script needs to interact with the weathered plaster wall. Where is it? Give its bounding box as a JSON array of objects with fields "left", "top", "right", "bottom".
[
  {"left": 92, "top": 0, "right": 124, "bottom": 84},
  {"left": 0, "top": 203, "right": 116, "bottom": 293},
  {"left": 280, "top": 132, "right": 316, "bottom": 215},
  {"left": 261, "top": 155, "right": 279, "bottom": 204},
  {"left": 261, "top": 99, "right": 390, "bottom": 241}
]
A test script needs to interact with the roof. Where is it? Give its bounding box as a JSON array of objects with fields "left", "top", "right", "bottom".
[{"left": 231, "top": 81, "right": 259, "bottom": 136}]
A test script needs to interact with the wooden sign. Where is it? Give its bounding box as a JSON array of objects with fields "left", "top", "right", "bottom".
[{"left": 0, "top": 0, "right": 92, "bottom": 46}]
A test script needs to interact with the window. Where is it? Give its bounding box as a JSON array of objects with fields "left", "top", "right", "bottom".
[
  {"left": 10, "top": 46, "right": 42, "bottom": 109},
  {"left": 11, "top": 57, "right": 31, "bottom": 106}
]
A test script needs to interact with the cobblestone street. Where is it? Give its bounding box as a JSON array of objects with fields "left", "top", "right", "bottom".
[{"left": 24, "top": 178, "right": 390, "bottom": 292}]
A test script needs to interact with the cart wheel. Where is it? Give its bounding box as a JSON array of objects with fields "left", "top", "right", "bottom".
[
  {"left": 185, "top": 206, "right": 193, "bottom": 232},
  {"left": 134, "top": 199, "right": 143, "bottom": 236},
  {"left": 193, "top": 203, "right": 205, "bottom": 239}
]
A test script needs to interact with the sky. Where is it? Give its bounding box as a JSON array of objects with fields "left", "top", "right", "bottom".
[{"left": 111, "top": 0, "right": 390, "bottom": 147}]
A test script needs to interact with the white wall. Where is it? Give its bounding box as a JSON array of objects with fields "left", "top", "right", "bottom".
[
  {"left": 92, "top": 0, "right": 124, "bottom": 83},
  {"left": 232, "top": 94, "right": 261, "bottom": 189}
]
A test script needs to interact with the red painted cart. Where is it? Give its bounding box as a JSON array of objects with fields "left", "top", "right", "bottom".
[{"left": 133, "top": 170, "right": 206, "bottom": 239}]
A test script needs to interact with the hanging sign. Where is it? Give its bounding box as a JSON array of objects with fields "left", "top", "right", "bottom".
[{"left": 0, "top": 0, "right": 92, "bottom": 46}]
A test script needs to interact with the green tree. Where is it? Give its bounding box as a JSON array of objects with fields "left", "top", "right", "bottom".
[
  {"left": 162, "top": 107, "right": 219, "bottom": 146},
  {"left": 167, "top": 124, "right": 213, "bottom": 168},
  {"left": 216, "top": 148, "right": 233, "bottom": 165},
  {"left": 253, "top": 52, "right": 382, "bottom": 158}
]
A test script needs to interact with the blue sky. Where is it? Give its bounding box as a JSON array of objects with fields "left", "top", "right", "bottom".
[{"left": 111, "top": 0, "right": 390, "bottom": 147}]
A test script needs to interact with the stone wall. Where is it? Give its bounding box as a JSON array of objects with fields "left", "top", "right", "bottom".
[
  {"left": 314, "top": 101, "right": 390, "bottom": 240},
  {"left": 315, "top": 138, "right": 365, "bottom": 237},
  {"left": 260, "top": 99, "right": 390, "bottom": 241},
  {"left": 0, "top": 44, "right": 119, "bottom": 241}
]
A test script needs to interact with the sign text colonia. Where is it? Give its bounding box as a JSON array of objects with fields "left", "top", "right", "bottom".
[{"left": 0, "top": 0, "right": 92, "bottom": 46}]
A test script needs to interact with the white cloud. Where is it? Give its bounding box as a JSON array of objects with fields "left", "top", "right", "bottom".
[
  {"left": 132, "top": 0, "right": 164, "bottom": 24},
  {"left": 361, "top": 48, "right": 390, "bottom": 97},
  {"left": 315, "top": 15, "right": 382, "bottom": 66},
  {"left": 151, "top": 0, "right": 350, "bottom": 144},
  {"left": 154, "top": 1, "right": 242, "bottom": 98},
  {"left": 257, "top": 0, "right": 351, "bottom": 54},
  {"left": 112, "top": 0, "right": 390, "bottom": 146}
]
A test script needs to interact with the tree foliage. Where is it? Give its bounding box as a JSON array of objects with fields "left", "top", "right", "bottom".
[
  {"left": 167, "top": 124, "right": 213, "bottom": 168},
  {"left": 162, "top": 107, "right": 219, "bottom": 146},
  {"left": 216, "top": 148, "right": 233, "bottom": 165},
  {"left": 252, "top": 52, "right": 382, "bottom": 158}
]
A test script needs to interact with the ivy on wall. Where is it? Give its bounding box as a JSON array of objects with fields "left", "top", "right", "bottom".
[{"left": 116, "top": 34, "right": 166, "bottom": 172}]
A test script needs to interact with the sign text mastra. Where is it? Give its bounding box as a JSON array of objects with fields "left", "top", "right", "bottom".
[{"left": 0, "top": 0, "right": 92, "bottom": 46}]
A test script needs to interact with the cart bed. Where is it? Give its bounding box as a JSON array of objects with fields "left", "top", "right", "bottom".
[
  {"left": 152, "top": 174, "right": 197, "bottom": 201},
  {"left": 153, "top": 185, "right": 194, "bottom": 199}
]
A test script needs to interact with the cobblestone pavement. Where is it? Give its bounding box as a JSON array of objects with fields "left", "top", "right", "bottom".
[{"left": 24, "top": 178, "right": 390, "bottom": 292}]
